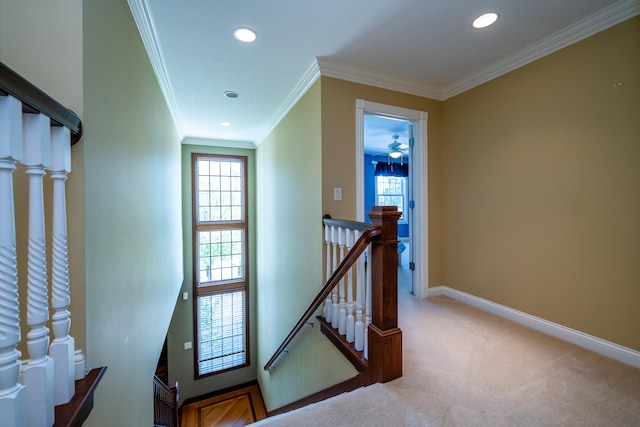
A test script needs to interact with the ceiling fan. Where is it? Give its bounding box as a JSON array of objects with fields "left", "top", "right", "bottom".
[{"left": 387, "top": 135, "right": 409, "bottom": 159}]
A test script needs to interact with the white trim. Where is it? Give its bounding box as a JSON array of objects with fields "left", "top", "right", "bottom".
[
  {"left": 356, "top": 100, "right": 429, "bottom": 299},
  {"left": 317, "top": 0, "right": 640, "bottom": 101},
  {"left": 318, "top": 58, "right": 442, "bottom": 100},
  {"left": 428, "top": 286, "right": 640, "bottom": 369},
  {"left": 128, "top": 0, "right": 184, "bottom": 139},
  {"left": 181, "top": 136, "right": 256, "bottom": 149},
  {"left": 257, "top": 60, "right": 321, "bottom": 146},
  {"left": 442, "top": 0, "right": 640, "bottom": 98}
]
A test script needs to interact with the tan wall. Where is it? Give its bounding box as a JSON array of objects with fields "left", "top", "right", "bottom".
[
  {"left": 168, "top": 142, "right": 257, "bottom": 404},
  {"left": 320, "top": 77, "right": 444, "bottom": 285},
  {"left": 442, "top": 16, "right": 640, "bottom": 351}
]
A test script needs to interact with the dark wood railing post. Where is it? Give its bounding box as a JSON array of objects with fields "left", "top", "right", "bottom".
[{"left": 367, "top": 206, "right": 402, "bottom": 383}]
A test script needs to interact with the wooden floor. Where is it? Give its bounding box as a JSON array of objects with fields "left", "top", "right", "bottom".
[{"left": 181, "top": 384, "right": 267, "bottom": 427}]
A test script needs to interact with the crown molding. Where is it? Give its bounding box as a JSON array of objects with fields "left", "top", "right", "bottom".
[
  {"left": 442, "top": 0, "right": 640, "bottom": 99},
  {"left": 181, "top": 136, "right": 256, "bottom": 149},
  {"left": 313, "top": 0, "right": 639, "bottom": 102},
  {"left": 317, "top": 58, "right": 444, "bottom": 101},
  {"left": 256, "top": 60, "right": 321, "bottom": 146},
  {"left": 128, "top": 0, "right": 184, "bottom": 139}
]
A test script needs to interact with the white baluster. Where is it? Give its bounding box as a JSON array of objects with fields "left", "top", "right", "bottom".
[
  {"left": 330, "top": 226, "right": 339, "bottom": 328},
  {"left": 345, "top": 229, "right": 355, "bottom": 343},
  {"left": 49, "top": 126, "right": 75, "bottom": 405},
  {"left": 22, "top": 112, "right": 54, "bottom": 427},
  {"left": 354, "top": 231, "right": 364, "bottom": 352},
  {"left": 337, "top": 228, "right": 347, "bottom": 334},
  {"left": 323, "top": 223, "right": 332, "bottom": 320},
  {"left": 364, "top": 243, "right": 372, "bottom": 360},
  {"left": 0, "top": 95, "right": 27, "bottom": 427}
]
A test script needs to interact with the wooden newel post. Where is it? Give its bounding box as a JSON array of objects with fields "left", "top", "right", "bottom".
[{"left": 367, "top": 205, "right": 402, "bottom": 383}]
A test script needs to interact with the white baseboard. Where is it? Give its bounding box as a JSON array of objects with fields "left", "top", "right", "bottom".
[{"left": 427, "top": 286, "right": 640, "bottom": 369}]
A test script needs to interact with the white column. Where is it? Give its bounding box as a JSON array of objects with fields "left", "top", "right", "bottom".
[
  {"left": 330, "top": 226, "right": 339, "bottom": 327},
  {"left": 354, "top": 231, "right": 364, "bottom": 352},
  {"left": 345, "top": 229, "right": 355, "bottom": 343},
  {"left": 22, "top": 113, "right": 54, "bottom": 427},
  {"left": 49, "top": 126, "right": 75, "bottom": 405},
  {"left": 323, "top": 223, "right": 332, "bottom": 320},
  {"left": 337, "top": 227, "right": 347, "bottom": 335},
  {"left": 0, "top": 95, "right": 27, "bottom": 427}
]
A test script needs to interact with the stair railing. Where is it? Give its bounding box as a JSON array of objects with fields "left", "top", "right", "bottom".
[
  {"left": 264, "top": 206, "right": 402, "bottom": 384},
  {"left": 153, "top": 375, "right": 179, "bottom": 427},
  {"left": 1, "top": 61, "right": 105, "bottom": 427}
]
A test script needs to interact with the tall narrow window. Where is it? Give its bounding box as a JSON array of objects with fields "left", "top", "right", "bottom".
[{"left": 192, "top": 154, "right": 248, "bottom": 377}]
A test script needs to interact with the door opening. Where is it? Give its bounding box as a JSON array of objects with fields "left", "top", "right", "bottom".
[{"left": 356, "top": 100, "right": 428, "bottom": 298}]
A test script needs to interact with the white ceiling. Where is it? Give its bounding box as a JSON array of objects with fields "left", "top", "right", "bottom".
[{"left": 129, "top": 0, "right": 637, "bottom": 152}]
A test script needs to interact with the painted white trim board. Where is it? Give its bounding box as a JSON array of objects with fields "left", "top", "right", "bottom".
[{"left": 428, "top": 286, "right": 640, "bottom": 370}]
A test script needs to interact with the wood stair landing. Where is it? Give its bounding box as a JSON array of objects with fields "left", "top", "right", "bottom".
[{"left": 181, "top": 384, "right": 266, "bottom": 427}]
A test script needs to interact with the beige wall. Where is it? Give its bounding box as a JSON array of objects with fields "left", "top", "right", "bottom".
[
  {"left": 442, "top": 16, "right": 640, "bottom": 351},
  {"left": 256, "top": 81, "right": 359, "bottom": 411},
  {"left": 168, "top": 142, "right": 257, "bottom": 404},
  {"left": 320, "top": 77, "right": 444, "bottom": 285}
]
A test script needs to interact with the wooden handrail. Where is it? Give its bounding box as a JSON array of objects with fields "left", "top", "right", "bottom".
[
  {"left": 0, "top": 61, "right": 83, "bottom": 144},
  {"left": 54, "top": 367, "right": 107, "bottom": 427},
  {"left": 263, "top": 226, "right": 382, "bottom": 371},
  {"left": 322, "top": 217, "right": 371, "bottom": 232}
]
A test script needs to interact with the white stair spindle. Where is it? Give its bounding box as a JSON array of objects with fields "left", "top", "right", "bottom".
[
  {"left": 354, "top": 231, "right": 364, "bottom": 351},
  {"left": 22, "top": 112, "right": 54, "bottom": 427},
  {"left": 49, "top": 126, "right": 76, "bottom": 405},
  {"left": 323, "top": 223, "right": 332, "bottom": 319},
  {"left": 330, "top": 226, "right": 339, "bottom": 327},
  {"left": 0, "top": 95, "right": 27, "bottom": 427},
  {"left": 337, "top": 227, "right": 347, "bottom": 334},
  {"left": 364, "top": 243, "right": 372, "bottom": 360},
  {"left": 345, "top": 229, "right": 355, "bottom": 343}
]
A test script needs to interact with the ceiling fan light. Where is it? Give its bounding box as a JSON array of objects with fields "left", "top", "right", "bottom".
[{"left": 389, "top": 151, "right": 402, "bottom": 159}]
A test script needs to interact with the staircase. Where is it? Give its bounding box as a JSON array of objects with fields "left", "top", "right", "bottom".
[{"left": 264, "top": 206, "right": 403, "bottom": 410}]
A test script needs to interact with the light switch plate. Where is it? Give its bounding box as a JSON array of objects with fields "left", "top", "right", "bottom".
[{"left": 334, "top": 187, "right": 342, "bottom": 201}]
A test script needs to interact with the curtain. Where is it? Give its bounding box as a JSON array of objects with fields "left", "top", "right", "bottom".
[{"left": 374, "top": 161, "right": 408, "bottom": 177}]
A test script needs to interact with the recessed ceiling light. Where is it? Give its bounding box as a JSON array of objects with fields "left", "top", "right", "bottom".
[
  {"left": 472, "top": 12, "right": 499, "bottom": 29},
  {"left": 224, "top": 91, "right": 239, "bottom": 99},
  {"left": 233, "top": 27, "right": 257, "bottom": 42},
  {"left": 220, "top": 122, "right": 231, "bottom": 127}
]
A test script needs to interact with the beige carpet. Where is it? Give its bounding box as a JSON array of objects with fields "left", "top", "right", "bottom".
[{"left": 254, "top": 273, "right": 640, "bottom": 426}]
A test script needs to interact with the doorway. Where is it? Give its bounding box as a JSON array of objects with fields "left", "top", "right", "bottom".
[{"left": 355, "top": 100, "right": 428, "bottom": 298}]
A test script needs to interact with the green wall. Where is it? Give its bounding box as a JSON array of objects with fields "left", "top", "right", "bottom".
[
  {"left": 1, "top": 1, "right": 184, "bottom": 425},
  {"left": 168, "top": 142, "right": 257, "bottom": 404},
  {"left": 82, "top": 1, "right": 183, "bottom": 425},
  {"left": 256, "top": 80, "right": 358, "bottom": 411},
  {"left": 442, "top": 16, "right": 640, "bottom": 351}
]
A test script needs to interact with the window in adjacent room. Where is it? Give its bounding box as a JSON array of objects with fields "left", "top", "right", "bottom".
[
  {"left": 192, "top": 154, "right": 248, "bottom": 377},
  {"left": 375, "top": 175, "right": 407, "bottom": 223}
]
